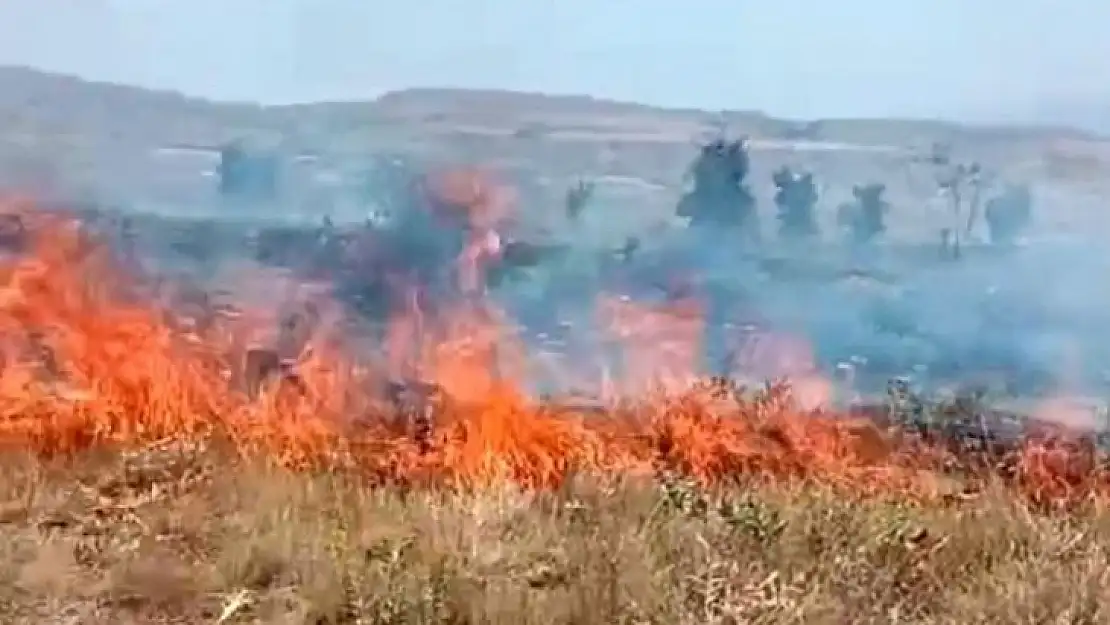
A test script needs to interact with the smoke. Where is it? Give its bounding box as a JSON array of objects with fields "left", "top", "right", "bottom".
[
  {"left": 45, "top": 153, "right": 1110, "bottom": 417},
  {"left": 486, "top": 184, "right": 1110, "bottom": 408}
]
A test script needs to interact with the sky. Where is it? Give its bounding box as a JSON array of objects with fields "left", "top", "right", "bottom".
[{"left": 0, "top": 0, "right": 1107, "bottom": 125}]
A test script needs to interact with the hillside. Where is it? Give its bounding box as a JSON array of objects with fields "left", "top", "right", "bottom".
[{"left": 0, "top": 65, "right": 1107, "bottom": 239}]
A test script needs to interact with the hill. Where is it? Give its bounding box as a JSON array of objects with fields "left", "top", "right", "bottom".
[{"left": 0, "top": 65, "right": 1108, "bottom": 238}]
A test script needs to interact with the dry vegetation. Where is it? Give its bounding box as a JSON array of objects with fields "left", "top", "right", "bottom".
[
  {"left": 4, "top": 442, "right": 1110, "bottom": 624},
  {"left": 4, "top": 197, "right": 1110, "bottom": 623},
  {"left": 3, "top": 68, "right": 1110, "bottom": 623}
]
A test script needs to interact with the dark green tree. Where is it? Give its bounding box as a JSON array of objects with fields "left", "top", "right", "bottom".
[
  {"left": 772, "top": 166, "right": 820, "bottom": 239},
  {"left": 837, "top": 183, "right": 890, "bottom": 244},
  {"left": 675, "top": 138, "right": 759, "bottom": 242}
]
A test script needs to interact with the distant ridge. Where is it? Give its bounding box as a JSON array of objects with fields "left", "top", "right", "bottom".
[{"left": 0, "top": 65, "right": 1101, "bottom": 144}]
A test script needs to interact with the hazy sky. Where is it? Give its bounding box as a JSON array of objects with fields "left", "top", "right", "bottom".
[{"left": 1, "top": 0, "right": 1107, "bottom": 123}]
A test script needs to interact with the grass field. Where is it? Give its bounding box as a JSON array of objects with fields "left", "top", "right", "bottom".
[
  {"left": 3, "top": 441, "right": 1110, "bottom": 624},
  {"left": 5, "top": 201, "right": 1110, "bottom": 624}
]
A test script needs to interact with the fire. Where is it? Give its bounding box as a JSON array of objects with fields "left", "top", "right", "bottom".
[
  {"left": 727, "top": 325, "right": 832, "bottom": 411},
  {"left": 424, "top": 166, "right": 514, "bottom": 231},
  {"left": 0, "top": 199, "right": 1106, "bottom": 506},
  {"left": 597, "top": 293, "right": 704, "bottom": 397}
]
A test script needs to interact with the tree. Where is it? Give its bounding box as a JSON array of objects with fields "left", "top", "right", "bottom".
[
  {"left": 934, "top": 160, "right": 985, "bottom": 258},
  {"left": 772, "top": 166, "right": 820, "bottom": 240},
  {"left": 961, "top": 162, "right": 987, "bottom": 239},
  {"left": 837, "top": 183, "right": 890, "bottom": 244},
  {"left": 675, "top": 138, "right": 759, "bottom": 242},
  {"left": 217, "top": 142, "right": 245, "bottom": 196},
  {"left": 984, "top": 184, "right": 1033, "bottom": 246},
  {"left": 218, "top": 141, "right": 278, "bottom": 201},
  {"left": 565, "top": 179, "right": 596, "bottom": 222}
]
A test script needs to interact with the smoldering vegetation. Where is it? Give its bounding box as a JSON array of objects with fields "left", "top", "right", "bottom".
[{"left": 27, "top": 134, "right": 1110, "bottom": 424}]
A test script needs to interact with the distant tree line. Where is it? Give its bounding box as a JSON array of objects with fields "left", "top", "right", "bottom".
[
  {"left": 216, "top": 132, "right": 1034, "bottom": 256},
  {"left": 672, "top": 135, "right": 1033, "bottom": 252}
]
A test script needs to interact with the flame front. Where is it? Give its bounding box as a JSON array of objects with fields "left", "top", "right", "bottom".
[{"left": 0, "top": 201, "right": 1106, "bottom": 506}]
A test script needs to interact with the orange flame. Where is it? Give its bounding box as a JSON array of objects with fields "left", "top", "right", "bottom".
[
  {"left": 597, "top": 293, "right": 704, "bottom": 398},
  {"left": 0, "top": 199, "right": 1106, "bottom": 507}
]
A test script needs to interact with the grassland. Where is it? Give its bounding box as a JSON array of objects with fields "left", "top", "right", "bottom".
[
  {"left": 2, "top": 438, "right": 1109, "bottom": 625},
  {"left": 2, "top": 70, "right": 1110, "bottom": 623}
]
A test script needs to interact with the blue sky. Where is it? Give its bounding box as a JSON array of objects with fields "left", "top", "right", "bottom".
[{"left": 0, "top": 0, "right": 1107, "bottom": 124}]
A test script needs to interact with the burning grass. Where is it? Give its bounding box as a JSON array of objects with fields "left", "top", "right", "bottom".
[{"left": 2, "top": 203, "right": 1110, "bottom": 621}]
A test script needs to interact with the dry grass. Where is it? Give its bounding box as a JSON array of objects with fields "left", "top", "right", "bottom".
[
  {"left": 4, "top": 203, "right": 1110, "bottom": 623},
  {"left": 0, "top": 441, "right": 1108, "bottom": 624}
]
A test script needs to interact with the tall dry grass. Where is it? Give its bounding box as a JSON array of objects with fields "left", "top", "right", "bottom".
[{"left": 3, "top": 442, "right": 1110, "bottom": 624}]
